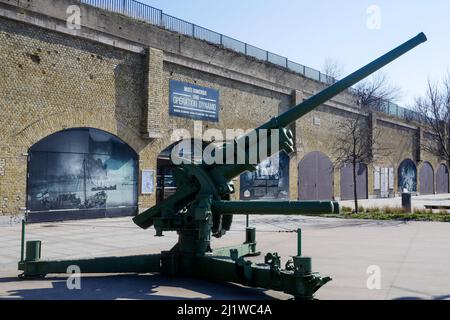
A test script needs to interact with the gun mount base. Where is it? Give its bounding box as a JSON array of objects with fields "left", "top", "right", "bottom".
[{"left": 18, "top": 227, "right": 330, "bottom": 300}]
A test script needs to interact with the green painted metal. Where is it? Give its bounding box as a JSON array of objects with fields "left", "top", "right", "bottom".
[
  {"left": 245, "top": 227, "right": 256, "bottom": 244},
  {"left": 293, "top": 256, "right": 312, "bottom": 274},
  {"left": 25, "top": 241, "right": 41, "bottom": 262},
  {"left": 297, "top": 228, "right": 302, "bottom": 257},
  {"left": 18, "top": 34, "right": 426, "bottom": 300},
  {"left": 211, "top": 243, "right": 256, "bottom": 258},
  {"left": 211, "top": 200, "right": 339, "bottom": 215},
  {"left": 20, "top": 220, "right": 25, "bottom": 262},
  {"left": 194, "top": 254, "right": 330, "bottom": 300},
  {"left": 18, "top": 254, "right": 162, "bottom": 278}
]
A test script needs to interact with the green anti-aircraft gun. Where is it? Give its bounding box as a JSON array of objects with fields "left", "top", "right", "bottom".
[{"left": 18, "top": 33, "right": 427, "bottom": 300}]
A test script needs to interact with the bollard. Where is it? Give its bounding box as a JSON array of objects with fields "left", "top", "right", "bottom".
[
  {"left": 297, "top": 228, "right": 302, "bottom": 257},
  {"left": 245, "top": 227, "right": 256, "bottom": 244},
  {"left": 20, "top": 220, "right": 25, "bottom": 262},
  {"left": 25, "top": 241, "right": 41, "bottom": 262},
  {"left": 401, "top": 192, "right": 412, "bottom": 213}
]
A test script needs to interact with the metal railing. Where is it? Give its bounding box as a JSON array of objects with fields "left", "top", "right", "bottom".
[
  {"left": 375, "top": 100, "right": 420, "bottom": 122},
  {"left": 78, "top": 0, "right": 330, "bottom": 80},
  {"left": 78, "top": 0, "right": 417, "bottom": 122}
]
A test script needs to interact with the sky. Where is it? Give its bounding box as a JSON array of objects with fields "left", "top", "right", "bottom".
[{"left": 140, "top": 0, "right": 450, "bottom": 108}]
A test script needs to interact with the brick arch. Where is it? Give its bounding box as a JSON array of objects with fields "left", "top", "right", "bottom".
[{"left": 13, "top": 110, "right": 145, "bottom": 154}]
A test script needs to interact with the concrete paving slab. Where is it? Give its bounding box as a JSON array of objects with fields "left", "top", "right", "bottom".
[{"left": 0, "top": 212, "right": 449, "bottom": 300}]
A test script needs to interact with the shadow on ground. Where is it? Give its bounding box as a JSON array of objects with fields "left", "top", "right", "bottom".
[
  {"left": 394, "top": 295, "right": 450, "bottom": 300},
  {"left": 252, "top": 216, "right": 409, "bottom": 230},
  {"left": 391, "top": 286, "right": 450, "bottom": 300},
  {"left": 0, "top": 273, "right": 276, "bottom": 300}
]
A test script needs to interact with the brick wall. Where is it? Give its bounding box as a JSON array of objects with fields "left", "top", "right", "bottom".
[
  {"left": 0, "top": 18, "right": 147, "bottom": 214},
  {"left": 0, "top": 2, "right": 447, "bottom": 216}
]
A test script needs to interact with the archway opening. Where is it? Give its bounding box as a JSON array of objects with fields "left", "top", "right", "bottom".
[
  {"left": 298, "top": 151, "right": 333, "bottom": 200},
  {"left": 436, "top": 163, "right": 449, "bottom": 194},
  {"left": 27, "top": 128, "right": 138, "bottom": 222},
  {"left": 340, "top": 163, "right": 368, "bottom": 200},
  {"left": 156, "top": 139, "right": 205, "bottom": 204},
  {"left": 419, "top": 161, "right": 434, "bottom": 195}
]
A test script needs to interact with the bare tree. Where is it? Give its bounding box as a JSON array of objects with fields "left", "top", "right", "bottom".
[
  {"left": 322, "top": 58, "right": 344, "bottom": 84},
  {"left": 414, "top": 76, "right": 450, "bottom": 164},
  {"left": 332, "top": 114, "right": 373, "bottom": 213},
  {"left": 354, "top": 73, "right": 401, "bottom": 110}
]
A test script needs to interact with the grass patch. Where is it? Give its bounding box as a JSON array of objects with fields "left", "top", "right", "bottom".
[{"left": 321, "top": 205, "right": 450, "bottom": 222}]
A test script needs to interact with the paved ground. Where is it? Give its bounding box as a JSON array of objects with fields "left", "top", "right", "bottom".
[
  {"left": 340, "top": 193, "right": 450, "bottom": 210},
  {"left": 1, "top": 208, "right": 450, "bottom": 300}
]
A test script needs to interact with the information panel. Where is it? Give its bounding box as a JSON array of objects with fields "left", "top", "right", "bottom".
[
  {"left": 169, "top": 80, "right": 219, "bottom": 122},
  {"left": 240, "top": 152, "right": 290, "bottom": 200},
  {"left": 141, "top": 169, "right": 155, "bottom": 194}
]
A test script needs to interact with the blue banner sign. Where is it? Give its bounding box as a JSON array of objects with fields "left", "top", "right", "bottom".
[{"left": 169, "top": 80, "right": 219, "bottom": 122}]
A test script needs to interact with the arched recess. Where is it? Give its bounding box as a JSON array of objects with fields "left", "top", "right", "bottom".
[
  {"left": 340, "top": 163, "right": 368, "bottom": 200},
  {"left": 27, "top": 128, "right": 139, "bottom": 222},
  {"left": 156, "top": 139, "right": 206, "bottom": 204},
  {"left": 397, "top": 159, "right": 417, "bottom": 192},
  {"left": 436, "top": 163, "right": 449, "bottom": 194},
  {"left": 298, "top": 151, "right": 333, "bottom": 200},
  {"left": 16, "top": 110, "right": 146, "bottom": 155},
  {"left": 419, "top": 161, "right": 434, "bottom": 195}
]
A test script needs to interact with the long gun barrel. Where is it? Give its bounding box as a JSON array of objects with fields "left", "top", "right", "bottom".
[
  {"left": 211, "top": 200, "right": 340, "bottom": 215},
  {"left": 261, "top": 32, "right": 427, "bottom": 130},
  {"left": 209, "top": 32, "right": 427, "bottom": 183}
]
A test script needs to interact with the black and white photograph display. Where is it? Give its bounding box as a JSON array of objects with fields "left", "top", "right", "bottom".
[
  {"left": 397, "top": 159, "right": 417, "bottom": 193},
  {"left": 26, "top": 128, "right": 138, "bottom": 221},
  {"left": 240, "top": 151, "right": 289, "bottom": 200}
]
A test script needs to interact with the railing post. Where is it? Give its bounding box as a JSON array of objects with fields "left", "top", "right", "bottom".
[
  {"left": 220, "top": 34, "right": 223, "bottom": 46},
  {"left": 160, "top": 9, "right": 163, "bottom": 27},
  {"left": 20, "top": 219, "right": 25, "bottom": 262},
  {"left": 123, "top": 0, "right": 126, "bottom": 14}
]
